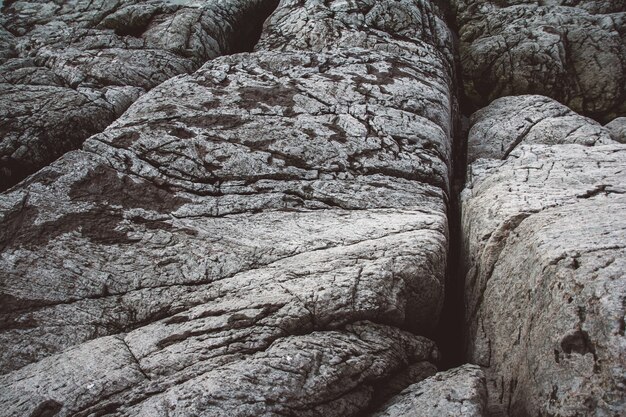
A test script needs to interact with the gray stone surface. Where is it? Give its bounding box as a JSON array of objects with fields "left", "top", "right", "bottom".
[
  {"left": 467, "top": 95, "right": 616, "bottom": 163},
  {"left": 454, "top": 0, "right": 626, "bottom": 121},
  {"left": 373, "top": 364, "right": 487, "bottom": 417},
  {"left": 605, "top": 117, "right": 626, "bottom": 143},
  {"left": 463, "top": 98, "right": 626, "bottom": 415},
  {"left": 0, "top": 0, "right": 279, "bottom": 190},
  {"left": 0, "top": 0, "right": 460, "bottom": 414}
]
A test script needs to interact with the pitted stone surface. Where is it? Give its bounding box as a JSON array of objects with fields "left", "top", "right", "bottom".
[
  {"left": 0, "top": 0, "right": 279, "bottom": 190},
  {"left": 0, "top": 322, "right": 438, "bottom": 417},
  {"left": 257, "top": 0, "right": 454, "bottom": 64}
]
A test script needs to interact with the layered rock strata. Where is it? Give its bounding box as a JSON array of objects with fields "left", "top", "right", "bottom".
[
  {"left": 0, "top": 0, "right": 468, "bottom": 415},
  {"left": 0, "top": 0, "right": 279, "bottom": 190},
  {"left": 462, "top": 95, "right": 626, "bottom": 416},
  {"left": 454, "top": 0, "right": 626, "bottom": 121}
]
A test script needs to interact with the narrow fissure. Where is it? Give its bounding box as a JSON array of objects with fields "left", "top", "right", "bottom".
[{"left": 433, "top": 0, "right": 472, "bottom": 370}]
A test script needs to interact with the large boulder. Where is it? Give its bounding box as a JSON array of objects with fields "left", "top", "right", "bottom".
[
  {"left": 467, "top": 95, "right": 616, "bottom": 163},
  {"left": 462, "top": 97, "right": 626, "bottom": 416}
]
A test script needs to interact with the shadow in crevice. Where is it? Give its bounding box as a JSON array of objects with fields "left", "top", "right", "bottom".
[
  {"left": 433, "top": 0, "right": 473, "bottom": 371},
  {"left": 229, "top": 0, "right": 280, "bottom": 53}
]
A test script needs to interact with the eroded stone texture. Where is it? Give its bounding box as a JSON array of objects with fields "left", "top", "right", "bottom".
[
  {"left": 0, "top": 0, "right": 279, "bottom": 190},
  {"left": 373, "top": 364, "right": 487, "bottom": 417},
  {"left": 0, "top": 0, "right": 457, "bottom": 412},
  {"left": 454, "top": 0, "right": 626, "bottom": 121},
  {"left": 463, "top": 98, "right": 626, "bottom": 415},
  {"left": 467, "top": 95, "right": 616, "bottom": 163}
]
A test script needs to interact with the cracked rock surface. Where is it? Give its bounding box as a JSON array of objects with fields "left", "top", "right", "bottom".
[
  {"left": 462, "top": 97, "right": 626, "bottom": 416},
  {"left": 0, "top": 0, "right": 279, "bottom": 190},
  {"left": 0, "top": 0, "right": 464, "bottom": 415},
  {"left": 454, "top": 0, "right": 626, "bottom": 121}
]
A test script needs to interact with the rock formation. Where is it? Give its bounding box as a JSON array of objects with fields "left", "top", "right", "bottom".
[{"left": 0, "top": 0, "right": 624, "bottom": 416}]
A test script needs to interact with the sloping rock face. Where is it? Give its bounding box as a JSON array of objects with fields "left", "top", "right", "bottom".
[
  {"left": 0, "top": 0, "right": 469, "bottom": 416},
  {"left": 0, "top": 0, "right": 279, "bottom": 190},
  {"left": 462, "top": 95, "right": 626, "bottom": 416},
  {"left": 454, "top": 0, "right": 626, "bottom": 121}
]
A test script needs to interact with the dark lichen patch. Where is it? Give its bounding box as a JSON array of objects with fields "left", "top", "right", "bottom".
[
  {"left": 236, "top": 85, "right": 297, "bottom": 115},
  {"left": 0, "top": 294, "right": 48, "bottom": 315},
  {"left": 152, "top": 103, "right": 179, "bottom": 116},
  {"left": 560, "top": 330, "right": 595, "bottom": 356},
  {"left": 324, "top": 123, "right": 349, "bottom": 143},
  {"left": 0, "top": 202, "right": 137, "bottom": 251},
  {"left": 156, "top": 331, "right": 194, "bottom": 350},
  {"left": 302, "top": 128, "right": 317, "bottom": 139},
  {"left": 164, "top": 315, "right": 190, "bottom": 325},
  {"left": 69, "top": 164, "right": 191, "bottom": 213},
  {"left": 180, "top": 114, "right": 246, "bottom": 130},
  {"left": 0, "top": 311, "right": 38, "bottom": 331},
  {"left": 353, "top": 62, "right": 418, "bottom": 87},
  {"left": 130, "top": 215, "right": 198, "bottom": 237},
  {"left": 202, "top": 100, "right": 221, "bottom": 110},
  {"left": 168, "top": 127, "right": 195, "bottom": 139},
  {"left": 318, "top": 72, "right": 345, "bottom": 82}
]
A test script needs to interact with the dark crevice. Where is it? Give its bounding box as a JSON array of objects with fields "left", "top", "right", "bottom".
[
  {"left": 433, "top": 1, "right": 471, "bottom": 371},
  {"left": 228, "top": 0, "right": 280, "bottom": 54}
]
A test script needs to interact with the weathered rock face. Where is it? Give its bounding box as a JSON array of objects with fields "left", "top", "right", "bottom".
[
  {"left": 454, "top": 0, "right": 626, "bottom": 121},
  {"left": 3, "top": 0, "right": 624, "bottom": 415},
  {"left": 0, "top": 0, "right": 280, "bottom": 190},
  {"left": 462, "top": 96, "right": 626, "bottom": 416},
  {"left": 0, "top": 0, "right": 463, "bottom": 415},
  {"left": 372, "top": 364, "right": 487, "bottom": 417}
]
